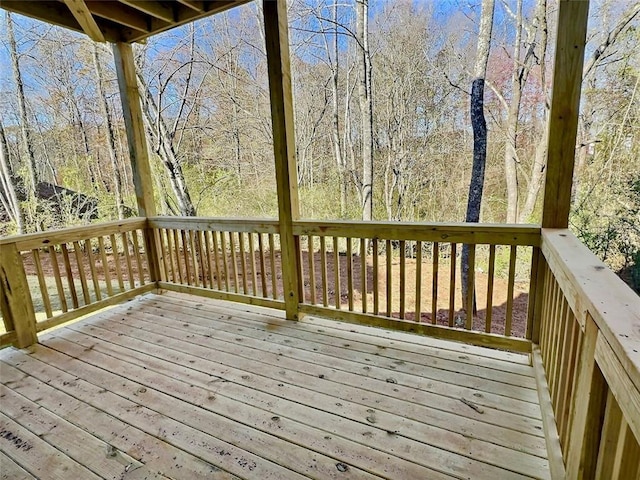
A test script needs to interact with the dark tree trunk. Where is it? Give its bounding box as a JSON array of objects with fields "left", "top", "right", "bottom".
[{"left": 461, "top": 79, "right": 487, "bottom": 319}]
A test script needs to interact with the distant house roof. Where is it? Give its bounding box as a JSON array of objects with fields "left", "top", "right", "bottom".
[{"left": 0, "top": 181, "right": 98, "bottom": 224}]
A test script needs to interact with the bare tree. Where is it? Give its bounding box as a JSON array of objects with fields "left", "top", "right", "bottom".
[
  {"left": 356, "top": 0, "right": 374, "bottom": 221},
  {"left": 135, "top": 39, "right": 197, "bottom": 217},
  {"left": 519, "top": 1, "right": 639, "bottom": 223},
  {"left": 0, "top": 122, "right": 25, "bottom": 233},
  {"left": 93, "top": 44, "right": 126, "bottom": 219},
  {"left": 6, "top": 12, "right": 38, "bottom": 198},
  {"left": 462, "top": 0, "right": 495, "bottom": 321}
]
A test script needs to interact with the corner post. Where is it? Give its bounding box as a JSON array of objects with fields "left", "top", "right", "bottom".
[
  {"left": 541, "top": 0, "right": 590, "bottom": 228},
  {"left": 112, "top": 42, "right": 162, "bottom": 283},
  {"left": 263, "top": 0, "right": 301, "bottom": 320},
  {"left": 0, "top": 243, "right": 38, "bottom": 348}
]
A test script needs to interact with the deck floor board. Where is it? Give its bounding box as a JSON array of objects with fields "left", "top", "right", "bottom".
[{"left": 1, "top": 292, "right": 551, "bottom": 479}]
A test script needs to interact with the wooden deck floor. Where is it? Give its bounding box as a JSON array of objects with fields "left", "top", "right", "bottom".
[{"left": 0, "top": 292, "right": 552, "bottom": 479}]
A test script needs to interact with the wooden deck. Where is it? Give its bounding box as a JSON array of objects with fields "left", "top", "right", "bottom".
[{"left": 0, "top": 291, "right": 552, "bottom": 479}]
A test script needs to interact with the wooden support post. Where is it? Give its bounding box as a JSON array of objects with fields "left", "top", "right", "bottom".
[
  {"left": 112, "top": 42, "right": 161, "bottom": 283},
  {"left": 541, "top": 0, "right": 590, "bottom": 228},
  {"left": 566, "top": 314, "right": 607, "bottom": 479},
  {"left": 263, "top": 0, "right": 301, "bottom": 320},
  {"left": 0, "top": 243, "right": 37, "bottom": 348}
]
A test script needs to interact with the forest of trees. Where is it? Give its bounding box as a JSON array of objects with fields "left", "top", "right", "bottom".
[{"left": 0, "top": 0, "right": 638, "bottom": 289}]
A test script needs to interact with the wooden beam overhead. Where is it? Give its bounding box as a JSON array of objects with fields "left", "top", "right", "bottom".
[
  {"left": 176, "top": 0, "right": 205, "bottom": 12},
  {"left": 118, "top": 0, "right": 176, "bottom": 23},
  {"left": 125, "top": 0, "right": 243, "bottom": 43},
  {"left": 63, "top": 0, "right": 105, "bottom": 42},
  {"left": 87, "top": 1, "right": 157, "bottom": 33},
  {"left": 541, "top": 0, "right": 590, "bottom": 228},
  {"left": 1, "top": 0, "right": 250, "bottom": 44}
]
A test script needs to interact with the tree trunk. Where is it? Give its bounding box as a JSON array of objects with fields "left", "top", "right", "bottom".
[
  {"left": 330, "top": 2, "right": 347, "bottom": 217},
  {"left": 7, "top": 13, "right": 38, "bottom": 199},
  {"left": 518, "top": 2, "right": 638, "bottom": 223},
  {"left": 137, "top": 73, "right": 197, "bottom": 217},
  {"left": 461, "top": 0, "right": 495, "bottom": 322},
  {"left": 93, "top": 44, "right": 126, "bottom": 219},
  {"left": 356, "top": 0, "right": 373, "bottom": 221},
  {"left": 0, "top": 122, "right": 25, "bottom": 234}
]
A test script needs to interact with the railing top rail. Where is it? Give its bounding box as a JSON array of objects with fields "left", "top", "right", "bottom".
[
  {"left": 293, "top": 220, "right": 541, "bottom": 246},
  {"left": 0, "top": 217, "right": 147, "bottom": 251},
  {"left": 541, "top": 228, "right": 640, "bottom": 392},
  {"left": 148, "top": 216, "right": 280, "bottom": 234}
]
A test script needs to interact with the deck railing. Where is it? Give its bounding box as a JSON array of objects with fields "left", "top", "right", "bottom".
[
  {"left": 0, "top": 218, "right": 154, "bottom": 348},
  {"left": 148, "top": 217, "right": 284, "bottom": 310},
  {"left": 536, "top": 229, "right": 640, "bottom": 479},
  {"left": 2, "top": 217, "right": 639, "bottom": 479},
  {"left": 293, "top": 220, "right": 540, "bottom": 352}
]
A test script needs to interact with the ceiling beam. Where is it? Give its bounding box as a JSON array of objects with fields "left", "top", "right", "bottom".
[
  {"left": 118, "top": 0, "right": 175, "bottom": 23},
  {"left": 175, "top": 0, "right": 205, "bottom": 12},
  {"left": 62, "top": 0, "right": 105, "bottom": 42},
  {"left": 125, "top": 0, "right": 249, "bottom": 43},
  {"left": 88, "top": 1, "right": 159, "bottom": 33}
]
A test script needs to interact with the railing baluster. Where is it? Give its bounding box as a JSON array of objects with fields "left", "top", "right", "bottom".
[
  {"left": 121, "top": 232, "right": 135, "bottom": 289},
  {"left": 334, "top": 236, "right": 341, "bottom": 310},
  {"left": 360, "top": 237, "right": 367, "bottom": 314},
  {"left": 212, "top": 231, "right": 223, "bottom": 290},
  {"left": 249, "top": 233, "right": 258, "bottom": 296},
  {"left": 465, "top": 244, "right": 475, "bottom": 329},
  {"left": 295, "top": 235, "right": 304, "bottom": 303},
  {"left": 258, "top": 233, "right": 268, "bottom": 298},
  {"left": 32, "top": 249, "right": 52, "bottom": 318},
  {"left": 110, "top": 234, "right": 125, "bottom": 292},
  {"left": 239, "top": 232, "right": 248, "bottom": 294},
  {"left": 386, "top": 239, "right": 392, "bottom": 317},
  {"left": 195, "top": 230, "right": 206, "bottom": 288},
  {"left": 372, "top": 238, "right": 379, "bottom": 315},
  {"left": 548, "top": 284, "right": 565, "bottom": 399},
  {"left": 61, "top": 243, "right": 79, "bottom": 308},
  {"left": 165, "top": 229, "right": 176, "bottom": 283},
  {"left": 553, "top": 303, "right": 571, "bottom": 410},
  {"left": 158, "top": 229, "right": 171, "bottom": 283},
  {"left": 73, "top": 241, "right": 91, "bottom": 306},
  {"left": 448, "top": 243, "right": 456, "bottom": 327},
  {"left": 308, "top": 235, "right": 316, "bottom": 305},
  {"left": 179, "top": 230, "right": 190, "bottom": 285},
  {"left": 269, "top": 234, "right": 277, "bottom": 299},
  {"left": 229, "top": 232, "right": 239, "bottom": 293},
  {"left": 486, "top": 244, "right": 496, "bottom": 333},
  {"left": 131, "top": 231, "right": 145, "bottom": 286},
  {"left": 188, "top": 230, "right": 199, "bottom": 287},
  {"left": 204, "top": 231, "right": 214, "bottom": 290},
  {"left": 346, "top": 237, "right": 353, "bottom": 311},
  {"left": 48, "top": 246, "right": 68, "bottom": 313},
  {"left": 505, "top": 245, "right": 517, "bottom": 335},
  {"left": 320, "top": 236, "right": 328, "bottom": 307},
  {"left": 172, "top": 230, "right": 183, "bottom": 284},
  {"left": 399, "top": 240, "right": 406, "bottom": 319},
  {"left": 85, "top": 239, "right": 102, "bottom": 301},
  {"left": 432, "top": 242, "right": 439, "bottom": 325},
  {"left": 221, "top": 231, "right": 230, "bottom": 292},
  {"left": 98, "top": 237, "right": 113, "bottom": 296},
  {"left": 415, "top": 240, "right": 422, "bottom": 323},
  {"left": 595, "top": 390, "right": 623, "bottom": 478}
]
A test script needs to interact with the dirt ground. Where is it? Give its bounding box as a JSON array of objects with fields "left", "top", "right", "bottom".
[{"left": 19, "top": 246, "right": 530, "bottom": 338}]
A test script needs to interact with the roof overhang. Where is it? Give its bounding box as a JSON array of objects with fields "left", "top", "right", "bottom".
[{"left": 0, "top": 0, "right": 253, "bottom": 43}]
